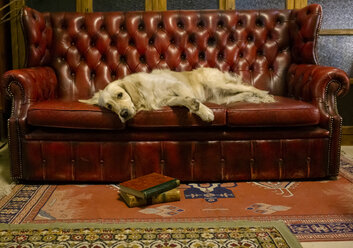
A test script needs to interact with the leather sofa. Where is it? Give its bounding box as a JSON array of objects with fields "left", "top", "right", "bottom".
[{"left": 2, "top": 4, "right": 350, "bottom": 182}]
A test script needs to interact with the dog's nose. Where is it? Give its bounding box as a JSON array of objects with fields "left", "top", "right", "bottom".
[{"left": 120, "top": 109, "right": 129, "bottom": 119}]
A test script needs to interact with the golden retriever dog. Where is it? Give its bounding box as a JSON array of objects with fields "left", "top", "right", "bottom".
[{"left": 80, "top": 67, "right": 275, "bottom": 123}]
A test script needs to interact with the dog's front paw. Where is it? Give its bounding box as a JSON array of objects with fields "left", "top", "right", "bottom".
[{"left": 196, "top": 104, "right": 214, "bottom": 122}]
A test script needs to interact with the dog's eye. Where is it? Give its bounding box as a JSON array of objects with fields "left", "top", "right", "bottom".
[
  {"left": 117, "top": 92, "right": 123, "bottom": 99},
  {"left": 106, "top": 103, "right": 112, "bottom": 110}
]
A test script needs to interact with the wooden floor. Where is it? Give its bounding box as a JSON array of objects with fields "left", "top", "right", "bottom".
[{"left": 302, "top": 241, "right": 353, "bottom": 248}]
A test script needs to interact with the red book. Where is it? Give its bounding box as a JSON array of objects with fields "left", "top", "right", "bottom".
[{"left": 119, "top": 173, "right": 180, "bottom": 199}]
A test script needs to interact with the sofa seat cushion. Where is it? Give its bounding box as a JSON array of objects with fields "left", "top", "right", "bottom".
[
  {"left": 27, "top": 100, "right": 125, "bottom": 130},
  {"left": 226, "top": 96, "right": 320, "bottom": 127},
  {"left": 27, "top": 101, "right": 226, "bottom": 130},
  {"left": 127, "top": 103, "right": 226, "bottom": 128}
]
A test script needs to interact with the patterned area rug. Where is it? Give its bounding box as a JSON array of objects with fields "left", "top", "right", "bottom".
[
  {"left": 0, "top": 221, "right": 301, "bottom": 248},
  {"left": 0, "top": 152, "right": 353, "bottom": 242}
]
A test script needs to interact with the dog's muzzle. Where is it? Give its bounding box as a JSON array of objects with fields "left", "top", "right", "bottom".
[{"left": 120, "top": 109, "right": 129, "bottom": 119}]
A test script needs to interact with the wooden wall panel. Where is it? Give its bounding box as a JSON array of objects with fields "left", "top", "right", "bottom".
[
  {"left": 76, "top": 0, "right": 93, "bottom": 13},
  {"left": 146, "top": 0, "right": 166, "bottom": 11},
  {"left": 286, "top": 0, "right": 307, "bottom": 9},
  {"left": 320, "top": 29, "right": 353, "bottom": 35},
  {"left": 10, "top": 0, "right": 25, "bottom": 69},
  {"left": 219, "top": 0, "right": 235, "bottom": 10},
  {"left": 0, "top": 0, "right": 12, "bottom": 141},
  {"left": 0, "top": 0, "right": 11, "bottom": 74}
]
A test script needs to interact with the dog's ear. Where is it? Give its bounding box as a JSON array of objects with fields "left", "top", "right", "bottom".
[
  {"left": 79, "top": 90, "right": 102, "bottom": 105},
  {"left": 120, "top": 81, "right": 142, "bottom": 105}
]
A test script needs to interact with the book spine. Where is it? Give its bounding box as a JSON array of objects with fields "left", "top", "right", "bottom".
[
  {"left": 121, "top": 189, "right": 180, "bottom": 207},
  {"left": 142, "top": 179, "right": 181, "bottom": 199}
]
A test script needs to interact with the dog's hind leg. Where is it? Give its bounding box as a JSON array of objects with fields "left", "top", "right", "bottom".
[
  {"left": 215, "top": 83, "right": 265, "bottom": 95},
  {"left": 164, "top": 96, "right": 214, "bottom": 122},
  {"left": 221, "top": 92, "right": 261, "bottom": 104},
  {"left": 219, "top": 91, "right": 274, "bottom": 104},
  {"left": 211, "top": 84, "right": 275, "bottom": 104}
]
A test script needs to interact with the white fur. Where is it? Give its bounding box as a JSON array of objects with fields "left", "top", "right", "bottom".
[{"left": 80, "top": 67, "right": 275, "bottom": 123}]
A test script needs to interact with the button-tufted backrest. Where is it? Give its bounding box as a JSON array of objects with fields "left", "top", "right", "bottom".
[{"left": 21, "top": 4, "right": 322, "bottom": 100}]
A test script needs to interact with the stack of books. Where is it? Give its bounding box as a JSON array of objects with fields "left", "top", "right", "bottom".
[{"left": 118, "top": 173, "right": 181, "bottom": 208}]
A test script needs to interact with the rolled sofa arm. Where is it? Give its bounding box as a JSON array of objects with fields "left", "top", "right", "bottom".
[
  {"left": 2, "top": 66, "right": 58, "bottom": 128},
  {"left": 1, "top": 67, "right": 58, "bottom": 180},
  {"left": 287, "top": 64, "right": 349, "bottom": 126},
  {"left": 287, "top": 64, "right": 350, "bottom": 176},
  {"left": 2, "top": 66, "right": 58, "bottom": 104},
  {"left": 288, "top": 64, "right": 349, "bottom": 100}
]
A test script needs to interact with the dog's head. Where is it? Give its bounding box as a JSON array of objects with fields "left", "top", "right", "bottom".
[{"left": 80, "top": 81, "right": 136, "bottom": 123}]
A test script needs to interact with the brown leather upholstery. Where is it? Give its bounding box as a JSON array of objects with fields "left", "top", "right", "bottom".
[
  {"left": 27, "top": 97, "right": 319, "bottom": 129},
  {"left": 27, "top": 100, "right": 125, "bottom": 130},
  {"left": 22, "top": 5, "right": 323, "bottom": 100},
  {"left": 22, "top": 138, "right": 329, "bottom": 181},
  {"left": 1, "top": 4, "right": 350, "bottom": 182},
  {"left": 227, "top": 96, "right": 320, "bottom": 127}
]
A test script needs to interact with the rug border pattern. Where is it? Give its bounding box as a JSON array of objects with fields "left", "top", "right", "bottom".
[{"left": 0, "top": 220, "right": 302, "bottom": 248}]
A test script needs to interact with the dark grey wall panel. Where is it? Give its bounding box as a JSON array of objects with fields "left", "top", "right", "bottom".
[
  {"left": 26, "top": 0, "right": 75, "bottom": 12},
  {"left": 94, "top": 0, "right": 144, "bottom": 12},
  {"left": 308, "top": 0, "right": 353, "bottom": 29},
  {"left": 236, "top": 0, "right": 285, "bottom": 10},
  {"left": 317, "top": 35, "right": 353, "bottom": 124},
  {"left": 167, "top": 0, "right": 218, "bottom": 10},
  {"left": 317, "top": 36, "right": 353, "bottom": 78},
  {"left": 310, "top": 0, "right": 353, "bottom": 125}
]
